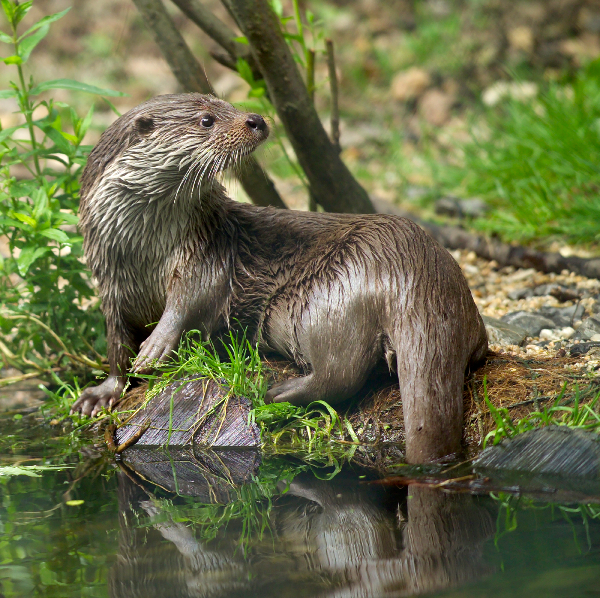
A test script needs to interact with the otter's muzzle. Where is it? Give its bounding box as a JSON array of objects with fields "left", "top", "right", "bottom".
[{"left": 245, "top": 114, "right": 269, "bottom": 140}]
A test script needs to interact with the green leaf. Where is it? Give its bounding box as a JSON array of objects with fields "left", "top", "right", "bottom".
[
  {"left": 233, "top": 35, "right": 248, "bottom": 44},
  {"left": 12, "top": 212, "right": 36, "bottom": 227},
  {"left": 0, "top": 122, "right": 27, "bottom": 144},
  {"left": 19, "top": 23, "right": 49, "bottom": 63},
  {"left": 40, "top": 228, "right": 70, "bottom": 244},
  {"left": 236, "top": 58, "right": 254, "bottom": 85},
  {"left": 248, "top": 87, "right": 265, "bottom": 98},
  {"left": 270, "top": 0, "right": 283, "bottom": 17},
  {"left": 0, "top": 466, "right": 41, "bottom": 478},
  {"left": 77, "top": 104, "right": 94, "bottom": 140},
  {"left": 19, "top": 7, "right": 70, "bottom": 40},
  {"left": 32, "top": 188, "right": 48, "bottom": 219},
  {"left": 0, "top": 88, "right": 17, "bottom": 98},
  {"left": 0, "top": 0, "right": 15, "bottom": 23},
  {"left": 61, "top": 131, "right": 78, "bottom": 144},
  {"left": 30, "top": 79, "right": 126, "bottom": 97},
  {"left": 16, "top": 245, "right": 50, "bottom": 276},
  {"left": 283, "top": 32, "right": 304, "bottom": 44},
  {"left": 40, "top": 125, "right": 71, "bottom": 154},
  {"left": 13, "top": 1, "right": 33, "bottom": 27},
  {"left": 3, "top": 55, "right": 22, "bottom": 65},
  {"left": 0, "top": 31, "right": 12, "bottom": 43},
  {"left": 57, "top": 212, "right": 78, "bottom": 226}
]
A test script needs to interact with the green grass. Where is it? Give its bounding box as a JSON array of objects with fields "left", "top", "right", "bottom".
[
  {"left": 438, "top": 61, "right": 600, "bottom": 244},
  {"left": 136, "top": 331, "right": 360, "bottom": 454},
  {"left": 482, "top": 378, "right": 600, "bottom": 449}
]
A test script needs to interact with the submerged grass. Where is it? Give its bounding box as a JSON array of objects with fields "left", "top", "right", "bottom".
[{"left": 492, "top": 492, "right": 600, "bottom": 550}]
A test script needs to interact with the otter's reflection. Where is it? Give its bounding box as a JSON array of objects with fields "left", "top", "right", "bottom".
[{"left": 109, "top": 452, "right": 495, "bottom": 598}]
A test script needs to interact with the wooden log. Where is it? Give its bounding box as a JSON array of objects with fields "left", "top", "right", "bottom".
[{"left": 114, "top": 378, "right": 261, "bottom": 449}]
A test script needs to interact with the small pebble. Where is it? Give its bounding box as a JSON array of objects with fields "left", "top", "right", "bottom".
[{"left": 559, "top": 327, "right": 575, "bottom": 339}]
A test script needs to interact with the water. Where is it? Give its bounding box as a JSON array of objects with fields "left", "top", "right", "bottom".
[{"left": 2, "top": 412, "right": 600, "bottom": 598}]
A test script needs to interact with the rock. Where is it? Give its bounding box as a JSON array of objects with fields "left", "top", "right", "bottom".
[
  {"left": 482, "top": 315, "right": 527, "bottom": 346},
  {"left": 482, "top": 81, "right": 538, "bottom": 107},
  {"left": 460, "top": 198, "right": 489, "bottom": 218},
  {"left": 434, "top": 196, "right": 489, "bottom": 219},
  {"left": 570, "top": 341, "right": 600, "bottom": 356},
  {"left": 573, "top": 316, "right": 600, "bottom": 341},
  {"left": 507, "top": 26, "right": 534, "bottom": 53},
  {"left": 559, "top": 327, "right": 576, "bottom": 339},
  {"left": 434, "top": 196, "right": 461, "bottom": 217},
  {"left": 418, "top": 88, "right": 454, "bottom": 126},
  {"left": 537, "top": 304, "right": 585, "bottom": 327},
  {"left": 391, "top": 67, "right": 431, "bottom": 101},
  {"left": 475, "top": 426, "right": 600, "bottom": 478},
  {"left": 508, "top": 287, "right": 534, "bottom": 301},
  {"left": 500, "top": 311, "right": 557, "bottom": 337},
  {"left": 539, "top": 329, "right": 557, "bottom": 341}
]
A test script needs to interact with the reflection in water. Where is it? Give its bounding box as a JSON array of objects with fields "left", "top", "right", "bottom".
[{"left": 110, "top": 450, "right": 496, "bottom": 598}]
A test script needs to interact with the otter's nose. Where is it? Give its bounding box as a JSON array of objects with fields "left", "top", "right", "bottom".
[{"left": 246, "top": 114, "right": 267, "bottom": 133}]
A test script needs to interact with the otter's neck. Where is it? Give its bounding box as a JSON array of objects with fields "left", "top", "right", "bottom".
[{"left": 80, "top": 153, "right": 234, "bottom": 287}]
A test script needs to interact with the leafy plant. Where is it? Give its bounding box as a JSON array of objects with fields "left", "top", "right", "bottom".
[{"left": 0, "top": 0, "right": 125, "bottom": 383}]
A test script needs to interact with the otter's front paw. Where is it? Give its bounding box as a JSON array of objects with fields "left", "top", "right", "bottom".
[
  {"left": 70, "top": 376, "right": 124, "bottom": 417},
  {"left": 133, "top": 330, "right": 179, "bottom": 374}
]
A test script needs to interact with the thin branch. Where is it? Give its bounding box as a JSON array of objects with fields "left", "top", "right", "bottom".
[
  {"left": 371, "top": 197, "right": 600, "bottom": 279},
  {"left": 0, "top": 368, "right": 62, "bottom": 388},
  {"left": 132, "top": 0, "right": 213, "bottom": 94},
  {"left": 326, "top": 39, "right": 341, "bottom": 154},
  {"left": 306, "top": 48, "right": 315, "bottom": 102},
  {"left": 170, "top": 0, "right": 240, "bottom": 58}
]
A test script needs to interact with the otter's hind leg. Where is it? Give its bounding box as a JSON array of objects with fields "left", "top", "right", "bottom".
[{"left": 266, "top": 308, "right": 383, "bottom": 407}]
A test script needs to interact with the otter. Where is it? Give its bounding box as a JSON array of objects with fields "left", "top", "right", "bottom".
[{"left": 71, "top": 93, "right": 487, "bottom": 463}]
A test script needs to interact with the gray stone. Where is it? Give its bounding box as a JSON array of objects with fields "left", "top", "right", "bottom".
[
  {"left": 570, "top": 341, "right": 600, "bottom": 357},
  {"left": 434, "top": 196, "right": 489, "bottom": 219},
  {"left": 573, "top": 316, "right": 600, "bottom": 341},
  {"left": 500, "top": 311, "right": 557, "bottom": 337},
  {"left": 537, "top": 304, "right": 585, "bottom": 328},
  {"left": 459, "top": 198, "right": 489, "bottom": 218},
  {"left": 508, "top": 287, "right": 534, "bottom": 301},
  {"left": 434, "top": 196, "right": 461, "bottom": 217},
  {"left": 475, "top": 426, "right": 600, "bottom": 477},
  {"left": 533, "top": 284, "right": 581, "bottom": 302},
  {"left": 482, "top": 315, "right": 527, "bottom": 346}
]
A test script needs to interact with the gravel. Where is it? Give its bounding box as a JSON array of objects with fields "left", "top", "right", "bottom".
[{"left": 453, "top": 248, "right": 600, "bottom": 372}]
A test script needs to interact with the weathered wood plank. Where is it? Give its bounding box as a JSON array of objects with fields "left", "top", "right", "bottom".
[{"left": 115, "top": 378, "right": 260, "bottom": 449}]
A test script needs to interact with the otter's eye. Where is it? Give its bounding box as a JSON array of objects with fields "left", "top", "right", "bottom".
[{"left": 200, "top": 115, "right": 215, "bottom": 128}]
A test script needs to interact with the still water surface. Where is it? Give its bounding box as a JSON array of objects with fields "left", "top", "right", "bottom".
[{"left": 1, "top": 412, "right": 600, "bottom": 598}]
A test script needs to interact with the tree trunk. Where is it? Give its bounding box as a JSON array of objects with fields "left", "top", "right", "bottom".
[{"left": 223, "top": 0, "right": 375, "bottom": 214}]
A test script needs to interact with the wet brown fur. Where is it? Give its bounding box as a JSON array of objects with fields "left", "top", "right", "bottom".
[{"left": 72, "top": 93, "right": 488, "bottom": 463}]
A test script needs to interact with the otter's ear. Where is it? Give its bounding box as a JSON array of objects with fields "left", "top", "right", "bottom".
[{"left": 134, "top": 115, "right": 155, "bottom": 136}]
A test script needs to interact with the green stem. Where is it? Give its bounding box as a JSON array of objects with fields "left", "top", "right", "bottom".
[{"left": 10, "top": 27, "right": 41, "bottom": 177}]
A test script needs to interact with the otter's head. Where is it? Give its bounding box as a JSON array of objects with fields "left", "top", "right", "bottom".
[{"left": 82, "top": 94, "right": 270, "bottom": 201}]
